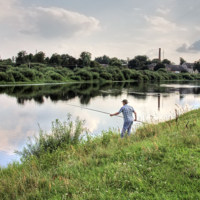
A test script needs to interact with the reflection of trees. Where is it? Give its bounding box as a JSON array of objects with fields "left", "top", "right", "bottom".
[{"left": 1, "top": 80, "right": 200, "bottom": 106}]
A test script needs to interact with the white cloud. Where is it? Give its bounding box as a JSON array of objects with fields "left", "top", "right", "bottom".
[
  {"left": 195, "top": 26, "right": 200, "bottom": 31},
  {"left": 133, "top": 8, "right": 141, "bottom": 11},
  {"left": 0, "top": 1, "right": 101, "bottom": 39},
  {"left": 144, "top": 15, "right": 176, "bottom": 32},
  {"left": 156, "top": 7, "right": 171, "bottom": 15}
]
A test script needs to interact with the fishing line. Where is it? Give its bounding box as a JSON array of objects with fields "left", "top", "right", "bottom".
[{"left": 65, "top": 103, "right": 146, "bottom": 124}]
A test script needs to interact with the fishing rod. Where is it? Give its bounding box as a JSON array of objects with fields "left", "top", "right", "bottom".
[{"left": 65, "top": 103, "right": 146, "bottom": 124}]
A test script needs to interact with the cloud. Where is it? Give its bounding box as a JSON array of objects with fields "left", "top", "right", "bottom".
[
  {"left": 195, "top": 26, "right": 200, "bottom": 31},
  {"left": 176, "top": 40, "right": 200, "bottom": 52},
  {"left": 144, "top": 15, "right": 176, "bottom": 32},
  {"left": 176, "top": 43, "right": 189, "bottom": 52},
  {"left": 0, "top": 1, "right": 101, "bottom": 39},
  {"left": 156, "top": 7, "right": 171, "bottom": 15}
]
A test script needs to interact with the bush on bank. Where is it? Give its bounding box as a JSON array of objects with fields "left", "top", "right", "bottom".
[
  {"left": 1, "top": 109, "right": 200, "bottom": 199},
  {"left": 0, "top": 63, "right": 200, "bottom": 83}
]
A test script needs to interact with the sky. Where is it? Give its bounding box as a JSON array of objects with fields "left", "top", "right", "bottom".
[{"left": 0, "top": 0, "right": 200, "bottom": 64}]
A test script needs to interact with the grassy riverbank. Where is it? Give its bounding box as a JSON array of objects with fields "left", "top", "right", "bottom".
[{"left": 1, "top": 109, "right": 200, "bottom": 199}]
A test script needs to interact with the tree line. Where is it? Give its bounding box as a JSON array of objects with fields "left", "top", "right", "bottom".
[{"left": 0, "top": 50, "right": 199, "bottom": 83}]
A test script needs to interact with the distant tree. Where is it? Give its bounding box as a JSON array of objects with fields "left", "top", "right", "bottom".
[
  {"left": 128, "top": 59, "right": 140, "bottom": 69},
  {"left": 180, "top": 57, "right": 186, "bottom": 65},
  {"left": 194, "top": 62, "right": 200, "bottom": 72},
  {"left": 109, "top": 57, "right": 122, "bottom": 67},
  {"left": 45, "top": 57, "right": 50, "bottom": 64},
  {"left": 28, "top": 54, "right": 34, "bottom": 62},
  {"left": 120, "top": 59, "right": 128, "bottom": 65},
  {"left": 134, "top": 55, "right": 149, "bottom": 63},
  {"left": 34, "top": 51, "right": 45, "bottom": 63},
  {"left": 83, "top": 54, "right": 91, "bottom": 67},
  {"left": 154, "top": 63, "right": 166, "bottom": 71},
  {"left": 162, "top": 59, "right": 171, "bottom": 65},
  {"left": 152, "top": 59, "right": 159, "bottom": 64},
  {"left": 90, "top": 61, "right": 101, "bottom": 68},
  {"left": 95, "top": 55, "right": 111, "bottom": 64},
  {"left": 80, "top": 52, "right": 92, "bottom": 60},
  {"left": 49, "top": 53, "right": 61, "bottom": 66},
  {"left": 80, "top": 52, "right": 91, "bottom": 67},
  {"left": 16, "top": 51, "right": 27, "bottom": 66},
  {"left": 60, "top": 54, "right": 77, "bottom": 67}
]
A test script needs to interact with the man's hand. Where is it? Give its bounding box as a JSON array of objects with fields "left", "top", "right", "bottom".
[
  {"left": 134, "top": 119, "right": 137, "bottom": 121},
  {"left": 110, "top": 114, "right": 113, "bottom": 117}
]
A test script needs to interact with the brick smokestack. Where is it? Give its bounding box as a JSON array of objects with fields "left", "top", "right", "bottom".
[{"left": 159, "top": 48, "right": 161, "bottom": 63}]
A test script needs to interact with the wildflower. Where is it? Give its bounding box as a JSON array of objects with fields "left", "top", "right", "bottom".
[
  {"left": 96, "top": 189, "right": 99, "bottom": 190},
  {"left": 118, "top": 189, "right": 121, "bottom": 190},
  {"left": 106, "top": 191, "right": 108, "bottom": 192},
  {"left": 119, "top": 163, "right": 122, "bottom": 165},
  {"left": 164, "top": 182, "right": 166, "bottom": 184},
  {"left": 139, "top": 165, "right": 142, "bottom": 167},
  {"left": 65, "top": 193, "right": 68, "bottom": 195},
  {"left": 136, "top": 188, "right": 138, "bottom": 190},
  {"left": 123, "top": 163, "right": 126, "bottom": 165}
]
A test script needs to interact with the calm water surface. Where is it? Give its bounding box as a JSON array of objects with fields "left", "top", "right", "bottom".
[{"left": 1, "top": 81, "right": 200, "bottom": 166}]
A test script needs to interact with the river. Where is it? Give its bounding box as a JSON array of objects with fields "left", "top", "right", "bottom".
[{"left": 0, "top": 81, "right": 200, "bottom": 166}]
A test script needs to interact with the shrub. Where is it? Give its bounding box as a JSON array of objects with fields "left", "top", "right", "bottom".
[
  {"left": 100, "top": 72, "right": 112, "bottom": 80},
  {"left": 7, "top": 70, "right": 29, "bottom": 82},
  {"left": 92, "top": 72, "right": 100, "bottom": 80},
  {"left": 168, "top": 73, "right": 179, "bottom": 80},
  {"left": 15, "top": 116, "right": 85, "bottom": 158},
  {"left": 0, "top": 72, "right": 8, "bottom": 81},
  {"left": 50, "top": 73, "right": 63, "bottom": 81},
  {"left": 76, "top": 70, "right": 93, "bottom": 81},
  {"left": 158, "top": 68, "right": 167, "bottom": 73},
  {"left": 182, "top": 74, "right": 194, "bottom": 80},
  {"left": 122, "top": 69, "right": 131, "bottom": 80},
  {"left": 141, "top": 74, "right": 149, "bottom": 80},
  {"left": 20, "top": 69, "right": 36, "bottom": 81},
  {"left": 19, "top": 64, "right": 29, "bottom": 69},
  {"left": 71, "top": 75, "right": 82, "bottom": 81}
]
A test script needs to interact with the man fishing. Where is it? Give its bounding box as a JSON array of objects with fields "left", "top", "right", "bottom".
[{"left": 110, "top": 99, "right": 137, "bottom": 138}]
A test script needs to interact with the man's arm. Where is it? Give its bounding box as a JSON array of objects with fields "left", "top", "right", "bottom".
[
  {"left": 110, "top": 112, "right": 120, "bottom": 117},
  {"left": 133, "top": 111, "right": 137, "bottom": 121}
]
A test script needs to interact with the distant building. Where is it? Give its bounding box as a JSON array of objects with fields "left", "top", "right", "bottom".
[
  {"left": 148, "top": 62, "right": 199, "bottom": 74},
  {"left": 165, "top": 65, "right": 185, "bottom": 73},
  {"left": 148, "top": 63, "right": 157, "bottom": 70}
]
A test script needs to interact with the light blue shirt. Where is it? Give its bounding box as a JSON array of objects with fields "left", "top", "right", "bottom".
[{"left": 119, "top": 104, "right": 135, "bottom": 122}]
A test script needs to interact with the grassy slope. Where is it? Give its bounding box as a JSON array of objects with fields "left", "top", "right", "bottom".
[{"left": 1, "top": 109, "right": 200, "bottom": 200}]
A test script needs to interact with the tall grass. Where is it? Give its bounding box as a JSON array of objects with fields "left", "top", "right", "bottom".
[
  {"left": 1, "top": 109, "right": 200, "bottom": 199},
  {"left": 15, "top": 114, "right": 85, "bottom": 159}
]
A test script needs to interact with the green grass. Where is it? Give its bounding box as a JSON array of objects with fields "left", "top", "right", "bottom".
[{"left": 1, "top": 109, "right": 200, "bottom": 199}]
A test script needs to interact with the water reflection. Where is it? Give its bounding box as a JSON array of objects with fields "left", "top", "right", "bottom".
[{"left": 0, "top": 81, "right": 200, "bottom": 166}]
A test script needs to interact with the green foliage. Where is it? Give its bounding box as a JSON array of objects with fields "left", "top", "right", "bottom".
[
  {"left": 109, "top": 57, "right": 122, "bottom": 67},
  {"left": 0, "top": 72, "right": 13, "bottom": 82},
  {"left": 34, "top": 51, "right": 45, "bottom": 63},
  {"left": 122, "top": 69, "right": 132, "bottom": 80},
  {"left": 154, "top": 63, "right": 166, "bottom": 71},
  {"left": 20, "top": 69, "right": 36, "bottom": 81},
  {"left": 50, "top": 73, "right": 63, "bottom": 81},
  {"left": 2, "top": 109, "right": 200, "bottom": 199},
  {"left": 76, "top": 70, "right": 93, "bottom": 81},
  {"left": 194, "top": 62, "right": 200, "bottom": 72},
  {"left": 19, "top": 64, "right": 28, "bottom": 69},
  {"left": 92, "top": 72, "right": 100, "bottom": 80},
  {"left": 7, "top": 70, "right": 29, "bottom": 82},
  {"left": 100, "top": 72, "right": 113, "bottom": 80},
  {"left": 162, "top": 59, "right": 171, "bottom": 65},
  {"left": 157, "top": 68, "right": 167, "bottom": 73},
  {"left": 15, "top": 116, "right": 85, "bottom": 159},
  {"left": 71, "top": 75, "right": 82, "bottom": 81},
  {"left": 180, "top": 57, "right": 186, "bottom": 65},
  {"left": 182, "top": 73, "right": 194, "bottom": 80}
]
